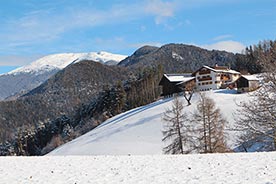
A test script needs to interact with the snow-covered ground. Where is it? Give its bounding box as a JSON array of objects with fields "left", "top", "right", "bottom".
[
  {"left": 50, "top": 89, "right": 251, "bottom": 155},
  {"left": 0, "top": 152, "right": 275, "bottom": 184},
  {"left": 7, "top": 51, "right": 127, "bottom": 75}
]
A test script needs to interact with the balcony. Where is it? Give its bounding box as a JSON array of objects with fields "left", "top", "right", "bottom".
[
  {"left": 198, "top": 77, "right": 212, "bottom": 81},
  {"left": 199, "top": 70, "right": 211, "bottom": 75}
]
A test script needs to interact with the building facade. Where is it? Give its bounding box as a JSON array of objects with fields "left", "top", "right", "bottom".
[
  {"left": 159, "top": 74, "right": 195, "bottom": 96},
  {"left": 236, "top": 75, "right": 260, "bottom": 93},
  {"left": 159, "top": 65, "right": 241, "bottom": 95},
  {"left": 192, "top": 65, "right": 240, "bottom": 91}
]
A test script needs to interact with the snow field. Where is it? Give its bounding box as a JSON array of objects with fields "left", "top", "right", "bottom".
[
  {"left": 0, "top": 152, "right": 275, "bottom": 184},
  {"left": 50, "top": 90, "right": 251, "bottom": 155}
]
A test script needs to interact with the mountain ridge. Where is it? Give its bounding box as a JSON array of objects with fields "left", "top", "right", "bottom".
[
  {"left": 119, "top": 43, "right": 240, "bottom": 73},
  {"left": 8, "top": 51, "right": 127, "bottom": 75},
  {"left": 0, "top": 51, "right": 127, "bottom": 100}
]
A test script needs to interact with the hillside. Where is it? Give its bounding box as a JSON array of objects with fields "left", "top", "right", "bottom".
[
  {"left": 0, "top": 70, "right": 59, "bottom": 101},
  {"left": 50, "top": 90, "right": 255, "bottom": 155},
  {"left": 0, "top": 51, "right": 127, "bottom": 100},
  {"left": 119, "top": 44, "right": 241, "bottom": 73},
  {"left": 0, "top": 60, "right": 129, "bottom": 143},
  {"left": 0, "top": 44, "right": 251, "bottom": 155},
  {"left": 1, "top": 153, "right": 275, "bottom": 183}
]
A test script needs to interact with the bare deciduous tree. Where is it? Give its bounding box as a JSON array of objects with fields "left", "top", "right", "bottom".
[
  {"left": 235, "top": 40, "right": 276, "bottom": 151},
  {"left": 162, "top": 96, "right": 191, "bottom": 154},
  {"left": 183, "top": 81, "right": 196, "bottom": 106},
  {"left": 178, "top": 81, "right": 196, "bottom": 106},
  {"left": 192, "top": 93, "right": 228, "bottom": 153}
]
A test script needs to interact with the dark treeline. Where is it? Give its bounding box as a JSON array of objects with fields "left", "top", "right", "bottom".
[
  {"left": 235, "top": 40, "right": 276, "bottom": 74},
  {"left": 0, "top": 65, "right": 164, "bottom": 156}
]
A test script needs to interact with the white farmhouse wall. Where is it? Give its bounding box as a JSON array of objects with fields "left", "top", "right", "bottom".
[
  {"left": 196, "top": 70, "right": 218, "bottom": 91},
  {"left": 195, "top": 67, "right": 240, "bottom": 91}
]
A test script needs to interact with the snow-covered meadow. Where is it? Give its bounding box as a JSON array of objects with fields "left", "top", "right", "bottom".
[
  {"left": 1, "top": 90, "right": 274, "bottom": 184},
  {"left": 0, "top": 152, "right": 275, "bottom": 184},
  {"left": 50, "top": 89, "right": 251, "bottom": 155}
]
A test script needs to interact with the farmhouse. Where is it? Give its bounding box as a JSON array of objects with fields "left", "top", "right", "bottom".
[
  {"left": 159, "top": 74, "right": 195, "bottom": 96},
  {"left": 159, "top": 65, "right": 242, "bottom": 95},
  {"left": 192, "top": 65, "right": 240, "bottom": 91},
  {"left": 236, "top": 75, "right": 260, "bottom": 93}
]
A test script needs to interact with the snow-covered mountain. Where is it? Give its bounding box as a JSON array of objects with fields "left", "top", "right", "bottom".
[
  {"left": 0, "top": 51, "right": 127, "bottom": 100},
  {"left": 50, "top": 90, "right": 253, "bottom": 155},
  {"left": 8, "top": 51, "right": 127, "bottom": 75}
]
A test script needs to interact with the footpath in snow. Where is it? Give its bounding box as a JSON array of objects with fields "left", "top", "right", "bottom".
[{"left": 0, "top": 152, "right": 275, "bottom": 184}]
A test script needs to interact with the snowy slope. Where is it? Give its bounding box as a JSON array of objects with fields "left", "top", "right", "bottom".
[
  {"left": 50, "top": 90, "right": 252, "bottom": 155},
  {"left": 1, "top": 152, "right": 276, "bottom": 184},
  {"left": 8, "top": 51, "right": 127, "bottom": 75}
]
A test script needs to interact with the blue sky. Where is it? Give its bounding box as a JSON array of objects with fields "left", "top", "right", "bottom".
[{"left": 0, "top": 0, "right": 275, "bottom": 74}]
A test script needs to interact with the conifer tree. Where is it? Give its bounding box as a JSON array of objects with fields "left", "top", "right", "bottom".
[
  {"left": 162, "top": 96, "right": 191, "bottom": 154},
  {"left": 192, "top": 93, "right": 228, "bottom": 153}
]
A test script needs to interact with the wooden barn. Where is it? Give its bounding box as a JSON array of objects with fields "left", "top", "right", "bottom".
[
  {"left": 236, "top": 75, "right": 260, "bottom": 93},
  {"left": 159, "top": 74, "right": 195, "bottom": 96}
]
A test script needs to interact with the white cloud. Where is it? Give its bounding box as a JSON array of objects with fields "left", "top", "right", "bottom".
[
  {"left": 0, "top": 55, "right": 41, "bottom": 66},
  {"left": 185, "top": 19, "right": 191, "bottom": 25},
  {"left": 140, "top": 25, "right": 147, "bottom": 32},
  {"left": 0, "top": 0, "right": 181, "bottom": 52},
  {"left": 202, "top": 40, "right": 246, "bottom": 53},
  {"left": 129, "top": 42, "right": 163, "bottom": 48},
  {"left": 144, "top": 0, "right": 178, "bottom": 24},
  {"left": 212, "top": 34, "right": 233, "bottom": 41},
  {"left": 92, "top": 37, "right": 163, "bottom": 51},
  {"left": 0, "top": 0, "right": 247, "bottom": 57}
]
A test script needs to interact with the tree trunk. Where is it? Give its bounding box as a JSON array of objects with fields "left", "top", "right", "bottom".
[
  {"left": 274, "top": 130, "right": 276, "bottom": 151},
  {"left": 176, "top": 108, "right": 184, "bottom": 154}
]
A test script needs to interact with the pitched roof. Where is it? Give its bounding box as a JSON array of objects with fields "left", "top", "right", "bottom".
[
  {"left": 192, "top": 65, "right": 240, "bottom": 75},
  {"left": 164, "top": 73, "right": 193, "bottom": 82},
  {"left": 202, "top": 65, "right": 240, "bottom": 74},
  {"left": 241, "top": 75, "right": 259, "bottom": 81},
  {"left": 176, "top": 77, "right": 195, "bottom": 85}
]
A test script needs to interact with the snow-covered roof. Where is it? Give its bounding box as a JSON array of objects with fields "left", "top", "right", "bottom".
[
  {"left": 164, "top": 74, "right": 194, "bottom": 83},
  {"left": 176, "top": 77, "right": 195, "bottom": 85},
  {"left": 241, "top": 75, "right": 259, "bottom": 81},
  {"left": 202, "top": 65, "right": 240, "bottom": 74}
]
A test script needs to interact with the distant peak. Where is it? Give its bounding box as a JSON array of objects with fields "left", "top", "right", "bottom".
[{"left": 8, "top": 51, "right": 128, "bottom": 75}]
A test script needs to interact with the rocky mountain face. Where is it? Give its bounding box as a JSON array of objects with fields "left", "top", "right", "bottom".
[
  {"left": 0, "top": 52, "right": 127, "bottom": 100},
  {"left": 119, "top": 44, "right": 239, "bottom": 72}
]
